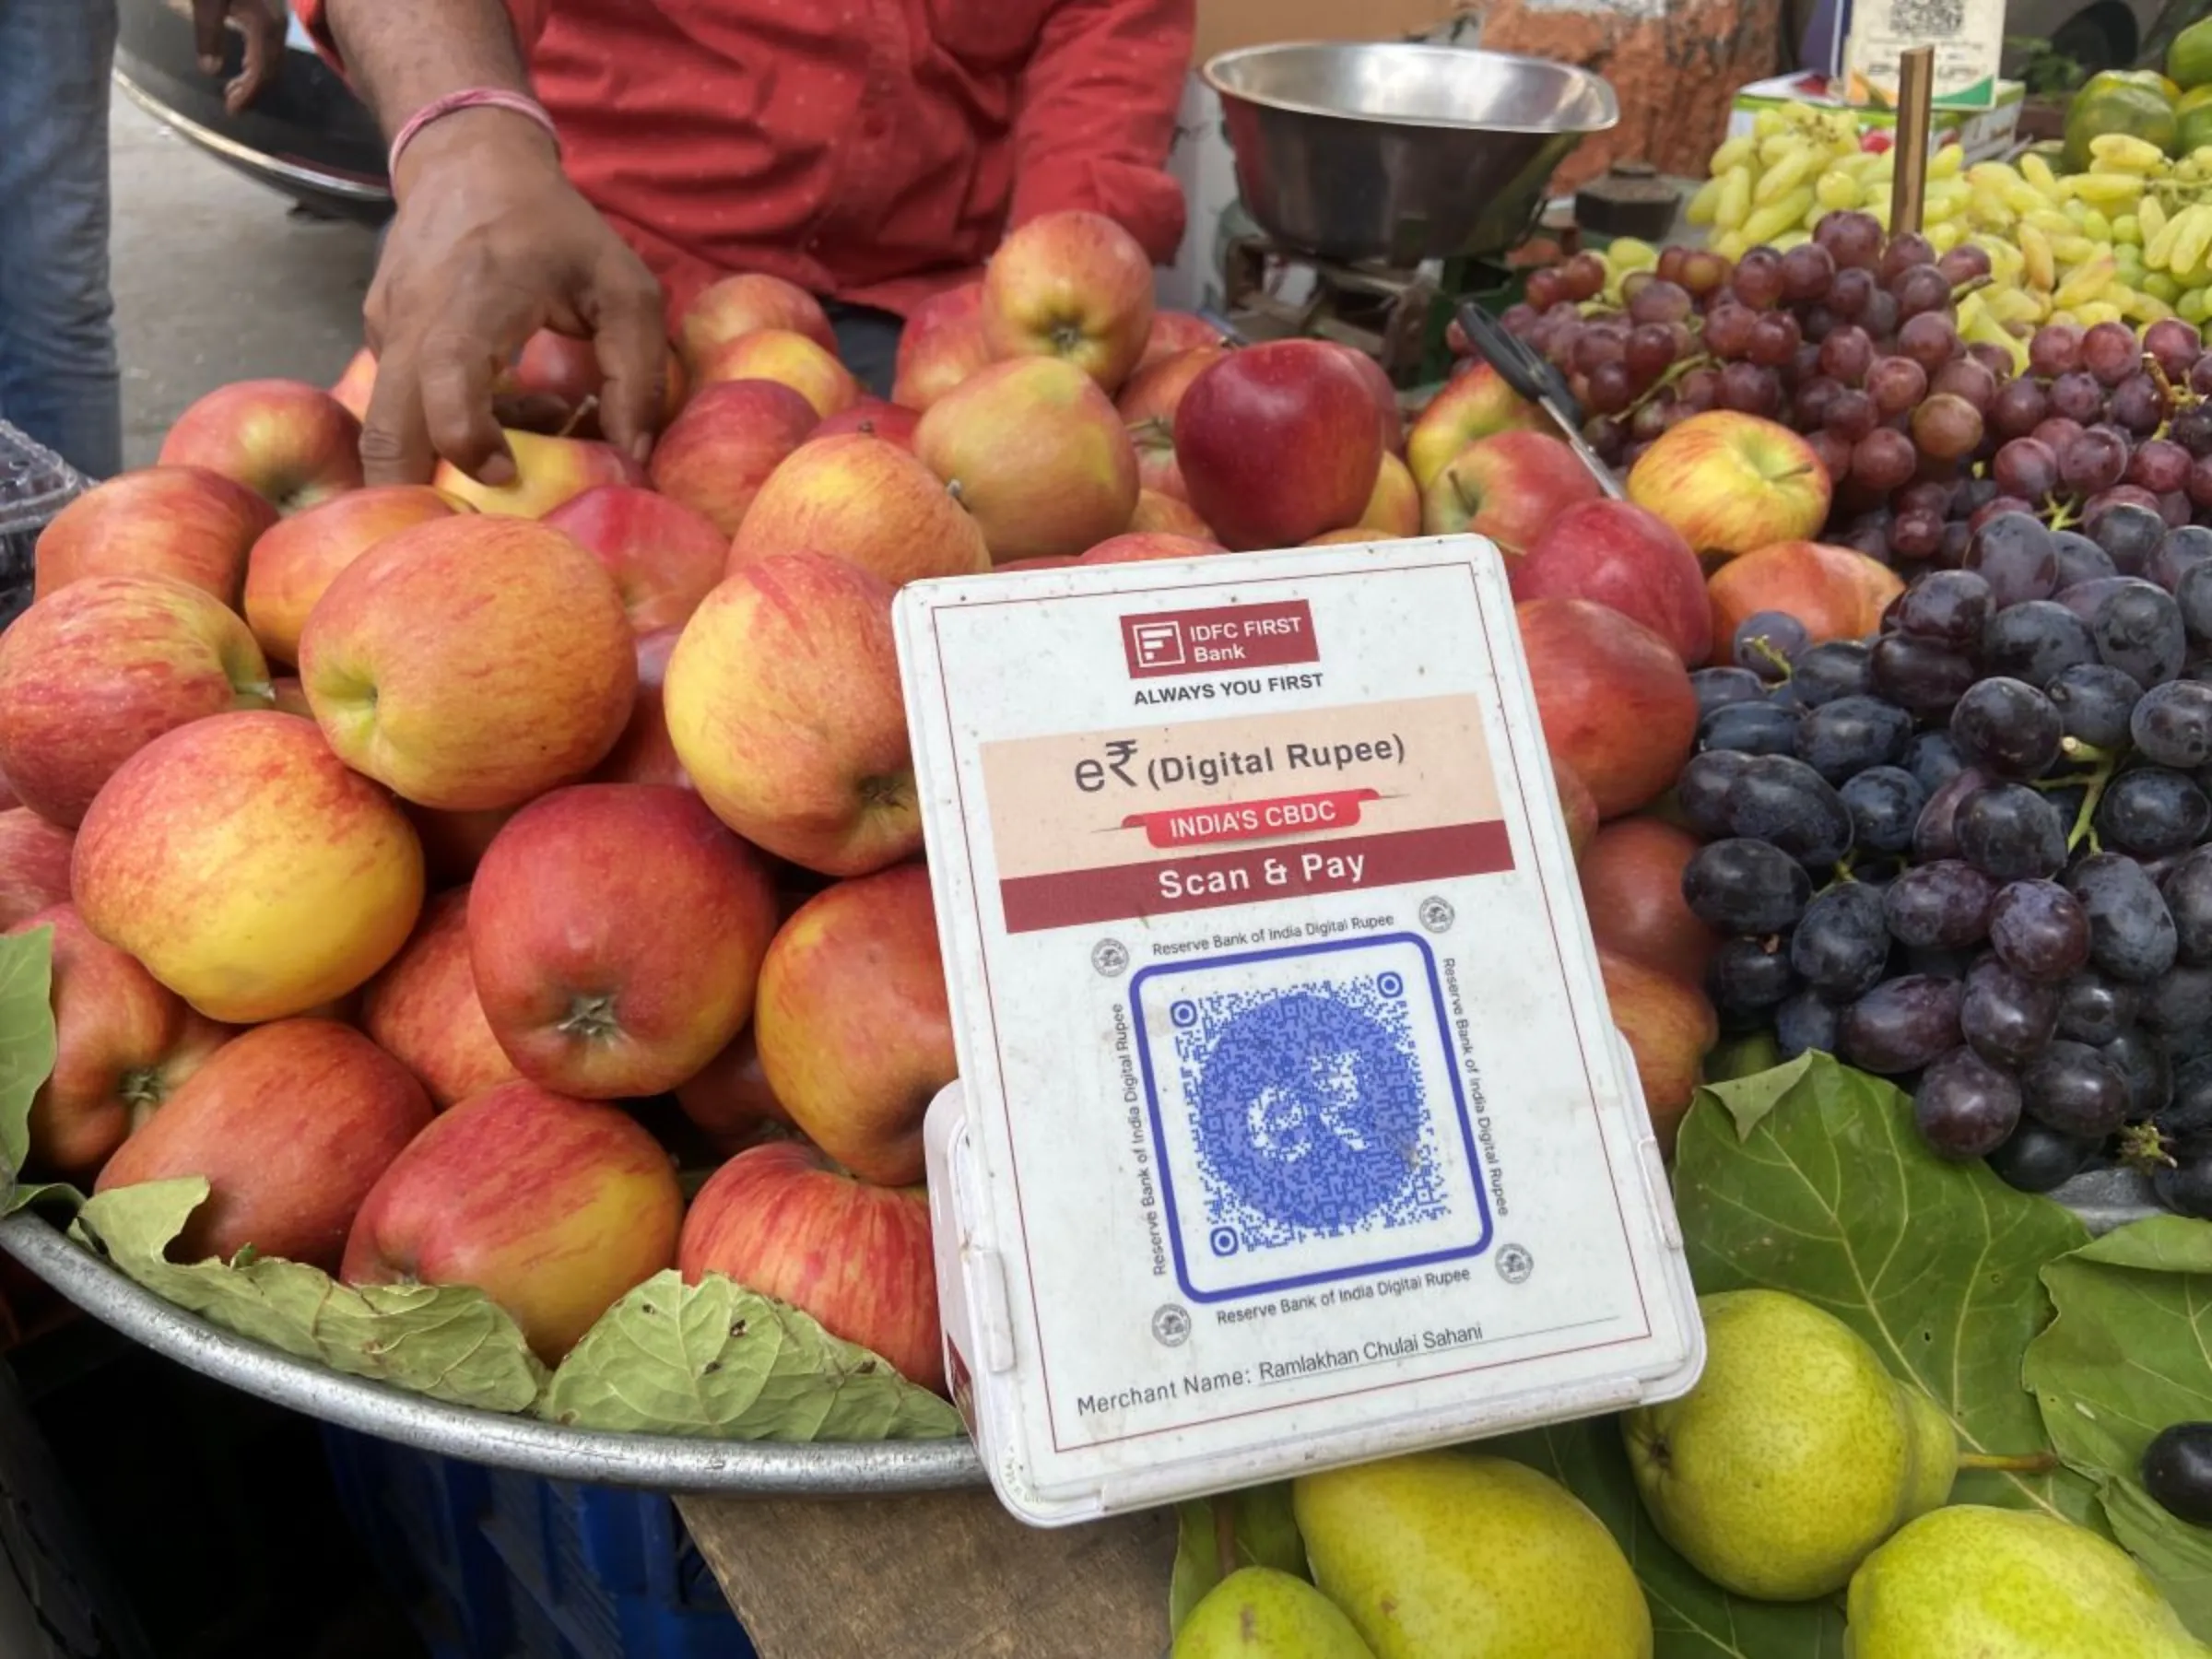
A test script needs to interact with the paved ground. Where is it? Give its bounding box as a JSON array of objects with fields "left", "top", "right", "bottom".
[{"left": 111, "top": 90, "right": 376, "bottom": 467}]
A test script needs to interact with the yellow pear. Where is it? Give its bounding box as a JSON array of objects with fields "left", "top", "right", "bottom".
[
  {"left": 1847, "top": 1505, "right": 2207, "bottom": 1657},
  {"left": 1173, "top": 1567, "right": 1376, "bottom": 1658},
  {"left": 1623, "top": 1288, "right": 1957, "bottom": 1600},
  {"left": 1293, "top": 1451, "right": 1650, "bottom": 1659}
]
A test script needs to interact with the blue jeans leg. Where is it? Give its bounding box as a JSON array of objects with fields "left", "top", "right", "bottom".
[{"left": 0, "top": 0, "right": 122, "bottom": 480}]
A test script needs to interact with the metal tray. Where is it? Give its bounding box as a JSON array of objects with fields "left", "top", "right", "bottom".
[{"left": 0, "top": 1213, "right": 984, "bottom": 1495}]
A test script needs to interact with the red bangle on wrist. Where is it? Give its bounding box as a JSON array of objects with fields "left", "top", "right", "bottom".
[{"left": 388, "top": 88, "right": 559, "bottom": 181}]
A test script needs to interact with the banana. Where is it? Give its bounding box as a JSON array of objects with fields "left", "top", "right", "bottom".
[
  {"left": 1753, "top": 145, "right": 1820, "bottom": 204},
  {"left": 2171, "top": 204, "right": 2212, "bottom": 281},
  {"left": 2088, "top": 134, "right": 2168, "bottom": 173},
  {"left": 1714, "top": 164, "right": 1753, "bottom": 231},
  {"left": 1740, "top": 186, "right": 1814, "bottom": 246},
  {"left": 1710, "top": 134, "right": 1757, "bottom": 174}
]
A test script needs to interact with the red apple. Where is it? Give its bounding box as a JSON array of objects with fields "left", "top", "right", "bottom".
[
  {"left": 330, "top": 347, "right": 377, "bottom": 422},
  {"left": 1320, "top": 342, "right": 1405, "bottom": 454},
  {"left": 1708, "top": 539, "right": 1904, "bottom": 647},
  {"left": 341, "top": 1079, "right": 684, "bottom": 1362},
  {"left": 359, "top": 888, "right": 519, "bottom": 1112},
  {"left": 1406, "top": 360, "right": 1547, "bottom": 489},
  {"left": 591, "top": 627, "right": 688, "bottom": 789},
  {"left": 676, "top": 272, "right": 837, "bottom": 371},
  {"left": 914, "top": 358, "right": 1139, "bottom": 561},
  {"left": 665, "top": 554, "right": 921, "bottom": 876},
  {"left": 1175, "top": 341, "right": 1382, "bottom": 550},
  {"left": 647, "top": 379, "right": 820, "bottom": 539},
  {"left": 8, "top": 903, "right": 234, "bottom": 1182},
  {"left": 242, "top": 484, "right": 456, "bottom": 665},
  {"left": 73, "top": 712, "right": 425, "bottom": 1022},
  {"left": 892, "top": 282, "right": 992, "bottom": 411},
  {"left": 681, "top": 1141, "right": 942, "bottom": 1393},
  {"left": 0, "top": 811, "right": 74, "bottom": 928},
  {"left": 467, "top": 784, "right": 778, "bottom": 1098},
  {"left": 1080, "top": 532, "right": 1221, "bottom": 564},
  {"left": 541, "top": 485, "right": 728, "bottom": 634},
  {"left": 1117, "top": 346, "right": 1230, "bottom": 502},
  {"left": 508, "top": 327, "right": 603, "bottom": 419},
  {"left": 95, "top": 1018, "right": 433, "bottom": 1270},
  {"left": 0, "top": 575, "right": 275, "bottom": 827},
  {"left": 34, "top": 465, "right": 276, "bottom": 606},
  {"left": 1516, "top": 598, "right": 1698, "bottom": 819},
  {"left": 1420, "top": 429, "right": 1603, "bottom": 558},
  {"left": 674, "top": 1029, "right": 789, "bottom": 1150},
  {"left": 299, "top": 515, "right": 637, "bottom": 810},
  {"left": 1513, "top": 499, "right": 1712, "bottom": 665},
  {"left": 1598, "top": 947, "right": 1719, "bottom": 1158},
  {"left": 729, "top": 432, "right": 990, "bottom": 585},
  {"left": 1582, "top": 819, "right": 1722, "bottom": 990},
  {"left": 812, "top": 397, "right": 920, "bottom": 451},
  {"left": 1627, "top": 412, "right": 1832, "bottom": 559},
  {"left": 981, "top": 209, "right": 1156, "bottom": 393},
  {"left": 1129, "top": 489, "right": 1215, "bottom": 540},
  {"left": 431, "top": 430, "right": 644, "bottom": 519},
  {"left": 1135, "top": 310, "right": 1230, "bottom": 373},
  {"left": 157, "top": 379, "right": 364, "bottom": 513},
  {"left": 697, "top": 329, "right": 859, "bottom": 418},
  {"left": 753, "top": 864, "right": 953, "bottom": 1188}
]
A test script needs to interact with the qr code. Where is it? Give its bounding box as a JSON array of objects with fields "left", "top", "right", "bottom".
[
  {"left": 1133, "top": 935, "right": 1490, "bottom": 1301},
  {"left": 1171, "top": 976, "right": 1449, "bottom": 1252},
  {"left": 1888, "top": 0, "right": 1963, "bottom": 33}
]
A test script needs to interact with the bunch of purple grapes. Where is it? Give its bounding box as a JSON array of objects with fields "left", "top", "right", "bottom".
[
  {"left": 1496, "top": 211, "right": 2194, "bottom": 568},
  {"left": 1677, "top": 507, "right": 2212, "bottom": 1212}
]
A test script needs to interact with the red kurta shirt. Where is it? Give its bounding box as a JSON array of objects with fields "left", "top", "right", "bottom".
[{"left": 298, "top": 0, "right": 1194, "bottom": 324}]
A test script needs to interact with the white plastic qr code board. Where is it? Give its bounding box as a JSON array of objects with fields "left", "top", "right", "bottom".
[{"left": 895, "top": 536, "right": 1704, "bottom": 1526}]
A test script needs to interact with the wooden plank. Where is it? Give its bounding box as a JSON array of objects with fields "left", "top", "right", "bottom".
[{"left": 678, "top": 1491, "right": 1176, "bottom": 1659}]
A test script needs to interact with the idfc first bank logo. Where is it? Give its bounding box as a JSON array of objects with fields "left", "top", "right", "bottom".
[{"left": 1119, "top": 600, "right": 1319, "bottom": 679}]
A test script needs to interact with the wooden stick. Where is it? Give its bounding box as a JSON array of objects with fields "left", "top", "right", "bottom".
[{"left": 1891, "top": 45, "right": 1936, "bottom": 240}]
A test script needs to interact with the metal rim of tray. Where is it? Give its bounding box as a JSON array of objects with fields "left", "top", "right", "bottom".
[
  {"left": 0, "top": 1212, "right": 985, "bottom": 1495},
  {"left": 1200, "top": 41, "right": 1621, "bottom": 137}
]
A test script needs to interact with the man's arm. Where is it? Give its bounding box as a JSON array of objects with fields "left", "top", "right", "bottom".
[
  {"left": 1009, "top": 0, "right": 1194, "bottom": 264},
  {"left": 298, "top": 0, "right": 665, "bottom": 485}
]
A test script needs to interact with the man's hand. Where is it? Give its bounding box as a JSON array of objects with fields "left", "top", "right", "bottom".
[
  {"left": 193, "top": 0, "right": 286, "bottom": 114},
  {"left": 361, "top": 112, "right": 665, "bottom": 487}
]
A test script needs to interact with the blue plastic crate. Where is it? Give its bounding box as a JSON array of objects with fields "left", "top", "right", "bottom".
[{"left": 323, "top": 1426, "right": 757, "bottom": 1659}]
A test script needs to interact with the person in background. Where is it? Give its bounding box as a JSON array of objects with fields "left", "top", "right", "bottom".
[
  {"left": 272, "top": 0, "right": 1193, "bottom": 492},
  {"left": 2, "top": 1, "right": 279, "bottom": 483},
  {"left": 0, "top": 0, "right": 123, "bottom": 479}
]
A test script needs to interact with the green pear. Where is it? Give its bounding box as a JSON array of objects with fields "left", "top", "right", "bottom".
[
  {"left": 1622, "top": 1288, "right": 1957, "bottom": 1601},
  {"left": 1172, "top": 1567, "right": 1376, "bottom": 1658},
  {"left": 1292, "top": 1451, "right": 1651, "bottom": 1659},
  {"left": 1846, "top": 1505, "right": 2209, "bottom": 1657}
]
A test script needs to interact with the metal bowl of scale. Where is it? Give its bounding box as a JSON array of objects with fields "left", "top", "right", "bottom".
[{"left": 1203, "top": 41, "right": 1618, "bottom": 266}]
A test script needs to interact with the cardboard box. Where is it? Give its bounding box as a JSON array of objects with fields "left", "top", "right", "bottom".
[
  {"left": 1726, "top": 71, "right": 2025, "bottom": 165},
  {"left": 1193, "top": 0, "right": 1462, "bottom": 65}
]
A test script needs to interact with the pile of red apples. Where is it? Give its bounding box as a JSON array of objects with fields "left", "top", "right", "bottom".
[{"left": 0, "top": 206, "right": 1877, "bottom": 1405}]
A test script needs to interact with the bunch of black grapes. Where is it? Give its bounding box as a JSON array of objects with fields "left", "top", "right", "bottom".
[{"left": 1679, "top": 504, "right": 2212, "bottom": 1213}]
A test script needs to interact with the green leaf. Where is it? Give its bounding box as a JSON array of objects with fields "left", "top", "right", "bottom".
[
  {"left": 2023, "top": 1215, "right": 2212, "bottom": 1636},
  {"left": 0, "top": 926, "right": 57, "bottom": 1213},
  {"left": 1674, "top": 1053, "right": 2100, "bottom": 1527},
  {"left": 1167, "top": 1485, "right": 1307, "bottom": 1637},
  {"left": 1701, "top": 1030, "right": 1787, "bottom": 1091},
  {"left": 539, "top": 1270, "right": 963, "bottom": 1441},
  {"left": 72, "top": 1178, "right": 542, "bottom": 1411},
  {"left": 1696, "top": 1050, "right": 1814, "bottom": 1140},
  {"left": 1487, "top": 1417, "right": 1845, "bottom": 1658}
]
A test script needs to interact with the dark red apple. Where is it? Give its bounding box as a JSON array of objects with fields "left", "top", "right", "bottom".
[
  {"left": 1513, "top": 500, "right": 1712, "bottom": 666},
  {"left": 1173, "top": 341, "right": 1382, "bottom": 550},
  {"left": 1517, "top": 598, "right": 1698, "bottom": 818}
]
